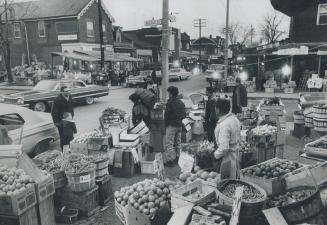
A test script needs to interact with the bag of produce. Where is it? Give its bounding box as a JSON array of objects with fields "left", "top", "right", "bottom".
[{"left": 135, "top": 88, "right": 156, "bottom": 110}]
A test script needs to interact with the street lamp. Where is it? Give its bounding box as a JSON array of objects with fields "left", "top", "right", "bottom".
[
  {"left": 282, "top": 65, "right": 292, "bottom": 77},
  {"left": 239, "top": 71, "right": 248, "bottom": 81}
]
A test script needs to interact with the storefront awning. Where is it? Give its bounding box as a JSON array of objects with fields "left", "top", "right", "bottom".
[{"left": 51, "top": 52, "right": 99, "bottom": 62}]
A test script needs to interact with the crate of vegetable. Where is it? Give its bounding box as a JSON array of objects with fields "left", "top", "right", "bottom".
[
  {"left": 87, "top": 152, "right": 110, "bottom": 180},
  {"left": 0, "top": 164, "right": 37, "bottom": 216},
  {"left": 63, "top": 153, "right": 96, "bottom": 192},
  {"left": 268, "top": 186, "right": 323, "bottom": 224},
  {"left": 177, "top": 168, "right": 220, "bottom": 188},
  {"left": 216, "top": 179, "right": 267, "bottom": 221},
  {"left": 240, "top": 158, "right": 304, "bottom": 196},
  {"left": 305, "top": 137, "right": 327, "bottom": 158},
  {"left": 171, "top": 180, "right": 216, "bottom": 211}
]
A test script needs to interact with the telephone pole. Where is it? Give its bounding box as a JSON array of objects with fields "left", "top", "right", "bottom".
[
  {"left": 162, "top": 0, "right": 169, "bottom": 101},
  {"left": 249, "top": 25, "right": 255, "bottom": 46},
  {"left": 97, "top": 0, "right": 105, "bottom": 69},
  {"left": 194, "top": 19, "right": 206, "bottom": 61},
  {"left": 224, "top": 0, "right": 230, "bottom": 79}
]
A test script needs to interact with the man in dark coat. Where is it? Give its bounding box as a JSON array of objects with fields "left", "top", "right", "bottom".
[
  {"left": 204, "top": 87, "right": 218, "bottom": 145},
  {"left": 232, "top": 77, "right": 248, "bottom": 114},
  {"left": 164, "top": 86, "right": 186, "bottom": 166},
  {"left": 51, "top": 86, "right": 74, "bottom": 150}
]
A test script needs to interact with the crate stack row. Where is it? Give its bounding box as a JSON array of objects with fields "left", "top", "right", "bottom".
[{"left": 0, "top": 153, "right": 56, "bottom": 225}]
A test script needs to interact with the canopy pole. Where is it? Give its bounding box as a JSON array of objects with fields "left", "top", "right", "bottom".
[{"left": 318, "top": 55, "right": 322, "bottom": 77}]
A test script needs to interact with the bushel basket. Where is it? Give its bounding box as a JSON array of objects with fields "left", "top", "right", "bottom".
[{"left": 65, "top": 164, "right": 96, "bottom": 192}]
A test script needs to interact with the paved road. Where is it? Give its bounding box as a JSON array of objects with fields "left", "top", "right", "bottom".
[{"left": 73, "top": 73, "right": 207, "bottom": 134}]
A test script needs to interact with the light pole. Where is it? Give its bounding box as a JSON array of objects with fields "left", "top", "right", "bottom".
[
  {"left": 224, "top": 0, "right": 230, "bottom": 79},
  {"left": 162, "top": 0, "right": 169, "bottom": 102}
]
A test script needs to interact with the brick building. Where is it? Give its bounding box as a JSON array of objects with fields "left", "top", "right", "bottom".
[{"left": 0, "top": 0, "right": 115, "bottom": 69}]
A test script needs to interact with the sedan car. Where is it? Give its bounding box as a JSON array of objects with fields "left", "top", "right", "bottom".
[
  {"left": 169, "top": 68, "right": 192, "bottom": 81},
  {"left": 0, "top": 79, "right": 109, "bottom": 112},
  {"left": 126, "top": 70, "right": 162, "bottom": 87},
  {"left": 205, "top": 64, "right": 225, "bottom": 81},
  {"left": 0, "top": 103, "right": 59, "bottom": 156}
]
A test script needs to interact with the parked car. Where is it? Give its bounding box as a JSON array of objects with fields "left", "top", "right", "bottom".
[
  {"left": 169, "top": 68, "right": 192, "bottom": 81},
  {"left": 205, "top": 64, "right": 225, "bottom": 81},
  {"left": 0, "top": 79, "right": 109, "bottom": 112},
  {"left": 0, "top": 103, "right": 59, "bottom": 156},
  {"left": 126, "top": 70, "right": 162, "bottom": 87}
]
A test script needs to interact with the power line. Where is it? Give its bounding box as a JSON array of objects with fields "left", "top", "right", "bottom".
[{"left": 194, "top": 18, "right": 206, "bottom": 60}]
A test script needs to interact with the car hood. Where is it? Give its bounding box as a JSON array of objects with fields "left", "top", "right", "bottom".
[{"left": 8, "top": 90, "right": 43, "bottom": 97}]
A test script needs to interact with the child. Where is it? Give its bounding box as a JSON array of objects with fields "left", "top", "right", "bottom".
[{"left": 61, "top": 112, "right": 77, "bottom": 150}]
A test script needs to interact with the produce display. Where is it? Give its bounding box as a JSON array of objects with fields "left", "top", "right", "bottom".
[
  {"left": 220, "top": 181, "right": 265, "bottom": 203},
  {"left": 308, "top": 139, "right": 327, "bottom": 149},
  {"left": 269, "top": 187, "right": 316, "bottom": 207},
  {"left": 251, "top": 125, "right": 277, "bottom": 136},
  {"left": 114, "top": 178, "right": 175, "bottom": 217},
  {"left": 242, "top": 159, "right": 302, "bottom": 179},
  {"left": 198, "top": 140, "right": 215, "bottom": 152},
  {"left": 87, "top": 151, "right": 109, "bottom": 163},
  {"left": 262, "top": 97, "right": 281, "bottom": 106},
  {"left": 0, "top": 164, "right": 34, "bottom": 196},
  {"left": 178, "top": 168, "right": 220, "bottom": 186},
  {"left": 33, "top": 150, "right": 65, "bottom": 174},
  {"left": 181, "top": 143, "right": 199, "bottom": 155},
  {"left": 100, "top": 107, "right": 126, "bottom": 124},
  {"left": 71, "top": 130, "right": 106, "bottom": 144},
  {"left": 239, "top": 140, "right": 252, "bottom": 153},
  {"left": 264, "top": 80, "right": 277, "bottom": 89},
  {"left": 63, "top": 153, "right": 95, "bottom": 174}
]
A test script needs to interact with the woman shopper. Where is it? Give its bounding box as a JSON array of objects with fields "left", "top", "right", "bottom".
[{"left": 214, "top": 96, "right": 241, "bottom": 179}]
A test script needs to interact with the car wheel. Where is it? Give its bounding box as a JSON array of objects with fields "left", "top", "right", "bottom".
[
  {"left": 85, "top": 96, "right": 95, "bottom": 105},
  {"left": 31, "top": 140, "right": 50, "bottom": 157},
  {"left": 34, "top": 101, "right": 47, "bottom": 112}
]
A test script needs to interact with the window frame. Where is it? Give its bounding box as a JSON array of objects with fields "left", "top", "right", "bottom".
[
  {"left": 0, "top": 113, "right": 25, "bottom": 131},
  {"left": 13, "top": 23, "right": 21, "bottom": 39},
  {"left": 86, "top": 21, "right": 95, "bottom": 38},
  {"left": 55, "top": 21, "right": 78, "bottom": 34},
  {"left": 38, "top": 21, "right": 46, "bottom": 37},
  {"left": 317, "top": 3, "right": 327, "bottom": 25}
]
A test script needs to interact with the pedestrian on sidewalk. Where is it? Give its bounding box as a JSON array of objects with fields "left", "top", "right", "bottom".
[
  {"left": 51, "top": 86, "right": 74, "bottom": 150},
  {"left": 214, "top": 97, "right": 241, "bottom": 179},
  {"left": 61, "top": 112, "right": 77, "bottom": 150},
  {"left": 164, "top": 86, "right": 186, "bottom": 166},
  {"left": 232, "top": 77, "right": 248, "bottom": 114}
]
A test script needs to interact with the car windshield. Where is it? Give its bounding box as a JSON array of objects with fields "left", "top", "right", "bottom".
[
  {"left": 33, "top": 80, "right": 58, "bottom": 91},
  {"left": 139, "top": 71, "right": 152, "bottom": 76}
]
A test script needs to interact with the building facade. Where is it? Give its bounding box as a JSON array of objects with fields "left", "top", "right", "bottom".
[
  {"left": 190, "top": 35, "right": 225, "bottom": 63},
  {"left": 0, "top": 0, "right": 114, "bottom": 69}
]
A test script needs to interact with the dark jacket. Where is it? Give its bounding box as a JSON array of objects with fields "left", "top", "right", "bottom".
[
  {"left": 165, "top": 97, "right": 186, "bottom": 127},
  {"left": 132, "top": 101, "right": 150, "bottom": 126},
  {"left": 51, "top": 94, "right": 74, "bottom": 126},
  {"left": 205, "top": 98, "right": 218, "bottom": 127},
  {"left": 61, "top": 120, "right": 77, "bottom": 146},
  {"left": 232, "top": 84, "right": 247, "bottom": 114}
]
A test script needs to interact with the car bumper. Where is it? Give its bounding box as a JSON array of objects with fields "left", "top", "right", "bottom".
[{"left": 0, "top": 102, "right": 30, "bottom": 108}]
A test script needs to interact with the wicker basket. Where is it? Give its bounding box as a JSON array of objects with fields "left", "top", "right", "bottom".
[
  {"left": 293, "top": 111, "right": 305, "bottom": 125},
  {"left": 313, "top": 118, "right": 327, "bottom": 132},
  {"left": 304, "top": 112, "right": 314, "bottom": 128}
]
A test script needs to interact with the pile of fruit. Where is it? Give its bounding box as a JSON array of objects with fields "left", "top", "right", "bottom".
[
  {"left": 87, "top": 151, "right": 109, "bottom": 163},
  {"left": 269, "top": 187, "right": 315, "bottom": 207},
  {"left": 251, "top": 125, "right": 277, "bottom": 136},
  {"left": 308, "top": 139, "right": 327, "bottom": 149},
  {"left": 71, "top": 130, "right": 106, "bottom": 144},
  {"left": 0, "top": 164, "right": 34, "bottom": 196},
  {"left": 100, "top": 107, "right": 126, "bottom": 124},
  {"left": 263, "top": 97, "right": 281, "bottom": 106},
  {"left": 63, "top": 153, "right": 95, "bottom": 174},
  {"left": 198, "top": 140, "right": 215, "bottom": 152},
  {"left": 181, "top": 143, "right": 199, "bottom": 155},
  {"left": 178, "top": 167, "right": 220, "bottom": 186},
  {"left": 115, "top": 179, "right": 175, "bottom": 217},
  {"left": 242, "top": 159, "right": 302, "bottom": 179},
  {"left": 220, "top": 181, "right": 265, "bottom": 203},
  {"left": 239, "top": 140, "right": 252, "bottom": 153},
  {"left": 33, "top": 150, "right": 65, "bottom": 174}
]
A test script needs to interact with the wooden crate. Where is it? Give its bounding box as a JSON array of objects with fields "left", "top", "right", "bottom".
[
  {"left": 36, "top": 195, "right": 56, "bottom": 225},
  {"left": 140, "top": 160, "right": 156, "bottom": 174},
  {"left": 284, "top": 87, "right": 294, "bottom": 94},
  {"left": 55, "top": 186, "right": 100, "bottom": 217},
  {"left": 171, "top": 180, "right": 216, "bottom": 211},
  {"left": 0, "top": 205, "right": 39, "bottom": 225},
  {"left": 96, "top": 175, "right": 113, "bottom": 206},
  {"left": 115, "top": 199, "right": 129, "bottom": 225},
  {"left": 35, "top": 176, "right": 55, "bottom": 202},
  {"left": 0, "top": 185, "right": 37, "bottom": 216},
  {"left": 88, "top": 136, "right": 111, "bottom": 151},
  {"left": 265, "top": 87, "right": 274, "bottom": 93}
]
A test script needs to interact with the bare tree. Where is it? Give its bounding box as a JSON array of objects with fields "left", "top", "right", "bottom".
[
  {"left": 260, "top": 12, "right": 287, "bottom": 44},
  {"left": 221, "top": 22, "right": 252, "bottom": 46}
]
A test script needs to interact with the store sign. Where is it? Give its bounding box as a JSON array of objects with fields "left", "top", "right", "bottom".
[
  {"left": 144, "top": 15, "right": 176, "bottom": 27},
  {"left": 136, "top": 49, "right": 152, "bottom": 56},
  {"left": 58, "top": 34, "right": 78, "bottom": 41},
  {"left": 273, "top": 46, "right": 308, "bottom": 55}
]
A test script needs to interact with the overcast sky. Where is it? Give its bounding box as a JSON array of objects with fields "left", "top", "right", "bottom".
[{"left": 104, "top": 0, "right": 290, "bottom": 39}]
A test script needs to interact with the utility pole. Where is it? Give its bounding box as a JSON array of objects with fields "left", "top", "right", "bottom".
[
  {"left": 162, "top": 0, "right": 169, "bottom": 102},
  {"left": 224, "top": 0, "right": 230, "bottom": 79},
  {"left": 194, "top": 19, "right": 206, "bottom": 61},
  {"left": 3, "top": 0, "right": 13, "bottom": 82},
  {"left": 249, "top": 25, "right": 255, "bottom": 46},
  {"left": 97, "top": 0, "right": 105, "bottom": 69}
]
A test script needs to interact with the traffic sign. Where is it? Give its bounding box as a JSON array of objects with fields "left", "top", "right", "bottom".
[{"left": 144, "top": 15, "right": 176, "bottom": 27}]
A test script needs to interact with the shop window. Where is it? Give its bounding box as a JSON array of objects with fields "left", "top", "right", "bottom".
[
  {"left": 38, "top": 21, "right": 46, "bottom": 37},
  {"left": 13, "top": 23, "right": 21, "bottom": 38},
  {"left": 317, "top": 4, "right": 327, "bottom": 25},
  {"left": 87, "top": 21, "right": 94, "bottom": 37},
  {"left": 56, "top": 21, "right": 78, "bottom": 34}
]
